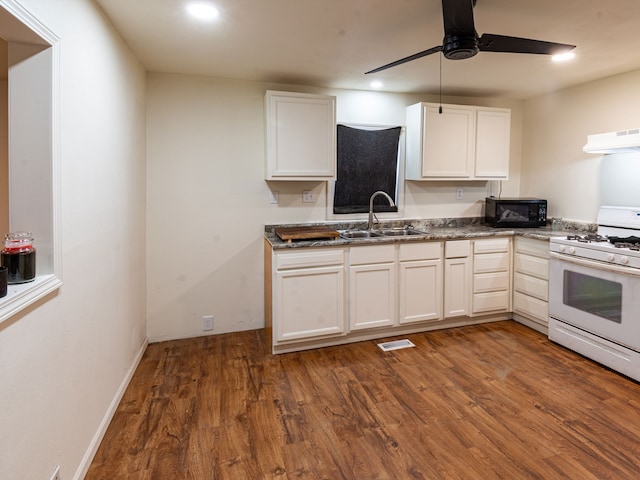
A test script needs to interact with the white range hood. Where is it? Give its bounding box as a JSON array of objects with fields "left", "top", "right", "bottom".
[{"left": 583, "top": 128, "right": 640, "bottom": 154}]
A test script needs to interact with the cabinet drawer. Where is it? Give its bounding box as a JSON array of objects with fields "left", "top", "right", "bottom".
[
  {"left": 474, "top": 271, "right": 509, "bottom": 293},
  {"left": 514, "top": 253, "right": 549, "bottom": 279},
  {"left": 350, "top": 244, "right": 395, "bottom": 265},
  {"left": 474, "top": 252, "right": 510, "bottom": 273},
  {"left": 445, "top": 239, "right": 470, "bottom": 258},
  {"left": 514, "top": 272, "right": 548, "bottom": 301},
  {"left": 399, "top": 241, "right": 442, "bottom": 261},
  {"left": 473, "top": 291, "right": 509, "bottom": 314},
  {"left": 513, "top": 291, "right": 548, "bottom": 324},
  {"left": 515, "top": 238, "right": 549, "bottom": 258},
  {"left": 276, "top": 249, "right": 344, "bottom": 270},
  {"left": 474, "top": 237, "right": 510, "bottom": 254}
]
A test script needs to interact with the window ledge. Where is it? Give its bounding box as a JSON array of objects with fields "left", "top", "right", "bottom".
[{"left": 0, "top": 274, "right": 62, "bottom": 325}]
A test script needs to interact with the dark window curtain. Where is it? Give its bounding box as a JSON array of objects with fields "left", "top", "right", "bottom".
[{"left": 333, "top": 125, "right": 401, "bottom": 214}]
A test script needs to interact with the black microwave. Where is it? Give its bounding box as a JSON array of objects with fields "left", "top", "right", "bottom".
[{"left": 485, "top": 197, "right": 547, "bottom": 228}]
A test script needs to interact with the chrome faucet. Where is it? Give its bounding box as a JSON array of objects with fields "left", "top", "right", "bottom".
[{"left": 368, "top": 191, "right": 395, "bottom": 230}]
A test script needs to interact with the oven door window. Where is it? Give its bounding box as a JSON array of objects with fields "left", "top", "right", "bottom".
[{"left": 563, "top": 271, "right": 622, "bottom": 323}]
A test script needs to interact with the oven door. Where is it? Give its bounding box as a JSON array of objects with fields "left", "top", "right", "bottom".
[{"left": 549, "top": 252, "right": 640, "bottom": 352}]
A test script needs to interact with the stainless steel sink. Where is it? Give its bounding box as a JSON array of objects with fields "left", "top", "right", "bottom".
[
  {"left": 338, "top": 230, "right": 382, "bottom": 239},
  {"left": 376, "top": 228, "right": 429, "bottom": 237},
  {"left": 338, "top": 228, "right": 428, "bottom": 239}
]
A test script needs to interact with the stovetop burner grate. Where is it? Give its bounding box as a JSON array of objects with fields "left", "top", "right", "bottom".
[
  {"left": 607, "top": 235, "right": 640, "bottom": 245},
  {"left": 566, "top": 234, "right": 608, "bottom": 243}
]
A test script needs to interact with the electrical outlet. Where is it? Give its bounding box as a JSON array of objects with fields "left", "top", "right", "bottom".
[
  {"left": 302, "top": 190, "right": 316, "bottom": 203},
  {"left": 50, "top": 465, "right": 61, "bottom": 480},
  {"left": 456, "top": 188, "right": 464, "bottom": 200},
  {"left": 202, "top": 315, "right": 213, "bottom": 331}
]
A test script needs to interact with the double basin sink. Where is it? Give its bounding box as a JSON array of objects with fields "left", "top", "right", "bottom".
[{"left": 338, "top": 228, "right": 429, "bottom": 239}]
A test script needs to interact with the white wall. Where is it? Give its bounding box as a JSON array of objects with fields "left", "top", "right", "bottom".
[
  {"left": 522, "top": 68, "right": 640, "bottom": 222},
  {"left": 146, "top": 73, "right": 523, "bottom": 341},
  {"left": 0, "top": 1, "right": 147, "bottom": 479}
]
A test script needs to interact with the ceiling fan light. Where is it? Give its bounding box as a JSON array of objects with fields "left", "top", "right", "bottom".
[
  {"left": 552, "top": 51, "right": 576, "bottom": 62},
  {"left": 185, "top": 2, "right": 221, "bottom": 21}
]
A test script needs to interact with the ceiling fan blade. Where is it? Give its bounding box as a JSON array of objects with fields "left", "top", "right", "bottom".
[
  {"left": 365, "top": 46, "right": 443, "bottom": 74},
  {"left": 442, "top": 0, "right": 476, "bottom": 36},
  {"left": 478, "top": 33, "right": 576, "bottom": 55}
]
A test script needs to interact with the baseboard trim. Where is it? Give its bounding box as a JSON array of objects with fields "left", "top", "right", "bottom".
[
  {"left": 73, "top": 336, "right": 149, "bottom": 480},
  {"left": 512, "top": 313, "right": 548, "bottom": 335}
]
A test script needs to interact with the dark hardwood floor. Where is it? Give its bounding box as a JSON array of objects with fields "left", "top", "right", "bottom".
[{"left": 86, "top": 321, "right": 640, "bottom": 479}]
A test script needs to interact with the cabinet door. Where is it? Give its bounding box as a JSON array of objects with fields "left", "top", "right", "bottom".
[
  {"left": 275, "top": 265, "right": 345, "bottom": 342},
  {"left": 444, "top": 257, "right": 470, "bottom": 318},
  {"left": 422, "top": 104, "right": 475, "bottom": 178},
  {"left": 350, "top": 263, "right": 396, "bottom": 330},
  {"left": 475, "top": 108, "right": 510, "bottom": 179},
  {"left": 265, "top": 91, "right": 336, "bottom": 180},
  {"left": 399, "top": 259, "right": 443, "bottom": 324}
]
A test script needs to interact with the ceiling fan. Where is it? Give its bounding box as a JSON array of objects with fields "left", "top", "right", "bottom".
[{"left": 365, "top": 0, "right": 576, "bottom": 74}]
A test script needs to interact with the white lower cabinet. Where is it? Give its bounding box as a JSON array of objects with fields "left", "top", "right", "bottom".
[
  {"left": 513, "top": 237, "right": 549, "bottom": 329},
  {"left": 472, "top": 237, "right": 511, "bottom": 315},
  {"left": 444, "top": 240, "right": 471, "bottom": 318},
  {"left": 267, "top": 233, "right": 545, "bottom": 353},
  {"left": 272, "top": 248, "right": 346, "bottom": 343},
  {"left": 398, "top": 242, "right": 444, "bottom": 324},
  {"left": 348, "top": 244, "right": 396, "bottom": 330}
]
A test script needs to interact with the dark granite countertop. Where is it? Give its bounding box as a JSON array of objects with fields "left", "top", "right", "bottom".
[{"left": 265, "top": 218, "right": 593, "bottom": 250}]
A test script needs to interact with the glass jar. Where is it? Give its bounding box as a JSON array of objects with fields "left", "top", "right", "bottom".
[{"left": 1, "top": 232, "right": 36, "bottom": 284}]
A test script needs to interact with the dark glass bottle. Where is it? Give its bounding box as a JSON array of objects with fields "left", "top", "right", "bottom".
[{"left": 1, "top": 232, "right": 36, "bottom": 284}]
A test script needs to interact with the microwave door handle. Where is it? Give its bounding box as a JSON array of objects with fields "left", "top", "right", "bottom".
[{"left": 550, "top": 252, "right": 640, "bottom": 277}]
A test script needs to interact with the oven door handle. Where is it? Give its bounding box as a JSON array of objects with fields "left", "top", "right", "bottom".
[{"left": 550, "top": 251, "right": 640, "bottom": 277}]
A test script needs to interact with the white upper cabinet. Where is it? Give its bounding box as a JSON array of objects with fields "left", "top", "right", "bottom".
[
  {"left": 475, "top": 108, "right": 511, "bottom": 178},
  {"left": 405, "top": 102, "right": 510, "bottom": 181},
  {"left": 406, "top": 103, "right": 475, "bottom": 179},
  {"left": 265, "top": 91, "right": 336, "bottom": 180}
]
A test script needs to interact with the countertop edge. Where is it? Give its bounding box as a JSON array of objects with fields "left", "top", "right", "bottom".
[{"left": 265, "top": 225, "right": 582, "bottom": 250}]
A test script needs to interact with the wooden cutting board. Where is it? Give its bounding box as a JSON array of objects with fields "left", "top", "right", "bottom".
[{"left": 275, "top": 225, "right": 340, "bottom": 242}]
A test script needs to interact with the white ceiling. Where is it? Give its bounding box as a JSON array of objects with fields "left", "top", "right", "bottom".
[{"left": 94, "top": 0, "right": 640, "bottom": 100}]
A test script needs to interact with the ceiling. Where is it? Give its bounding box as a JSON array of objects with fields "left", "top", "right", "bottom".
[{"left": 94, "top": 0, "right": 640, "bottom": 100}]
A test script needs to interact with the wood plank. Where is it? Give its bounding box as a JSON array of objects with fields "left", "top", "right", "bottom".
[
  {"left": 274, "top": 225, "right": 339, "bottom": 242},
  {"left": 85, "top": 322, "right": 640, "bottom": 479}
]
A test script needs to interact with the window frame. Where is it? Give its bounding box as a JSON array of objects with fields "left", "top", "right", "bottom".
[
  {"left": 0, "top": 0, "right": 62, "bottom": 326},
  {"left": 326, "top": 122, "right": 405, "bottom": 222}
]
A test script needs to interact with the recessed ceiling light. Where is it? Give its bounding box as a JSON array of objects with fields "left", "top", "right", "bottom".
[
  {"left": 552, "top": 51, "right": 576, "bottom": 62},
  {"left": 185, "top": 2, "right": 221, "bottom": 21},
  {"left": 370, "top": 80, "right": 383, "bottom": 89}
]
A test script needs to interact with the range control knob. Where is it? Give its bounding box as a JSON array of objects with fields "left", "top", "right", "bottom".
[
  {"left": 608, "top": 253, "right": 615, "bottom": 262},
  {"left": 558, "top": 245, "right": 565, "bottom": 253},
  {"left": 568, "top": 246, "right": 576, "bottom": 255},
  {"left": 621, "top": 256, "right": 629, "bottom": 265}
]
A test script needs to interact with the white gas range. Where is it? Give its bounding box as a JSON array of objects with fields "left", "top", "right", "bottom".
[{"left": 548, "top": 206, "right": 640, "bottom": 382}]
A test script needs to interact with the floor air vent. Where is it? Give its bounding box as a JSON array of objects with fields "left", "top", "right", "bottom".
[{"left": 377, "top": 339, "right": 416, "bottom": 352}]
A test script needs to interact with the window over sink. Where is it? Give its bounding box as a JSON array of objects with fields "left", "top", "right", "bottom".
[{"left": 328, "top": 123, "right": 404, "bottom": 220}]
